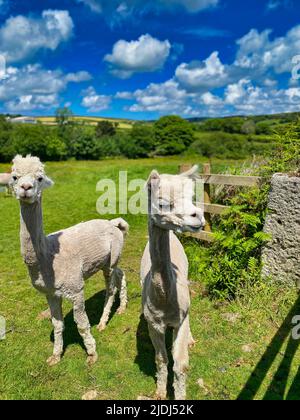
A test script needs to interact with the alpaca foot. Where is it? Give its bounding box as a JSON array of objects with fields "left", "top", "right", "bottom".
[
  {"left": 97, "top": 322, "right": 106, "bottom": 332},
  {"left": 86, "top": 353, "right": 98, "bottom": 366},
  {"left": 47, "top": 355, "right": 61, "bottom": 367},
  {"left": 37, "top": 309, "right": 51, "bottom": 321},
  {"left": 117, "top": 306, "right": 126, "bottom": 315}
]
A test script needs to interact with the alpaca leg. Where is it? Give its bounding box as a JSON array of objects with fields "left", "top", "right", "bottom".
[
  {"left": 148, "top": 324, "right": 168, "bottom": 400},
  {"left": 172, "top": 317, "right": 190, "bottom": 400},
  {"left": 46, "top": 296, "right": 64, "bottom": 367},
  {"left": 72, "top": 292, "right": 98, "bottom": 366},
  {"left": 115, "top": 268, "right": 128, "bottom": 315},
  {"left": 97, "top": 269, "right": 117, "bottom": 332}
]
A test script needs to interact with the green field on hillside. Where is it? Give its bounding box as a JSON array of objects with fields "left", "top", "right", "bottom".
[{"left": 36, "top": 116, "right": 134, "bottom": 130}]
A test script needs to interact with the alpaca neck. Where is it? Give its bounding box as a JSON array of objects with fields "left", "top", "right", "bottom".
[
  {"left": 20, "top": 198, "right": 47, "bottom": 266},
  {"left": 148, "top": 219, "right": 173, "bottom": 294}
]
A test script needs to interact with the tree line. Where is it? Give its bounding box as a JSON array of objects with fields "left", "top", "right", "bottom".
[{"left": 0, "top": 108, "right": 286, "bottom": 162}]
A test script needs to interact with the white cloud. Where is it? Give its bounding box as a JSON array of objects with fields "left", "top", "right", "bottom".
[
  {"left": 65, "top": 71, "right": 92, "bottom": 83},
  {"left": 117, "top": 76, "right": 300, "bottom": 118},
  {"left": 223, "top": 81, "right": 300, "bottom": 114},
  {"left": 81, "top": 86, "right": 112, "bottom": 112},
  {"left": 200, "top": 92, "right": 223, "bottom": 106},
  {"left": 6, "top": 94, "right": 60, "bottom": 112},
  {"left": 173, "top": 24, "right": 300, "bottom": 94},
  {"left": 120, "top": 79, "right": 194, "bottom": 114},
  {"left": 115, "top": 91, "right": 134, "bottom": 99},
  {"left": 201, "top": 81, "right": 300, "bottom": 115},
  {"left": 235, "top": 26, "right": 300, "bottom": 75},
  {"left": 77, "top": 0, "right": 218, "bottom": 15},
  {"left": 224, "top": 79, "right": 251, "bottom": 105},
  {"left": 105, "top": 34, "right": 171, "bottom": 78},
  {"left": 113, "top": 23, "right": 300, "bottom": 117},
  {"left": 175, "top": 52, "right": 229, "bottom": 92},
  {"left": 0, "top": 10, "right": 74, "bottom": 63},
  {"left": 0, "top": 64, "right": 92, "bottom": 112}
]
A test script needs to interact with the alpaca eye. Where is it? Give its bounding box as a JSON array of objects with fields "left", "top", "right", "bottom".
[
  {"left": 159, "top": 202, "right": 172, "bottom": 211},
  {"left": 38, "top": 177, "right": 44, "bottom": 182},
  {"left": 12, "top": 175, "right": 18, "bottom": 181}
]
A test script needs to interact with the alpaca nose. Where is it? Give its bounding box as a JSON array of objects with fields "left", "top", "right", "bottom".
[{"left": 21, "top": 183, "right": 33, "bottom": 191}]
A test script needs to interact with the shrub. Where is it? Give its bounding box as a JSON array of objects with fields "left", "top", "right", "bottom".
[
  {"left": 9, "top": 125, "right": 67, "bottom": 161},
  {"left": 121, "top": 124, "right": 156, "bottom": 158},
  {"left": 185, "top": 122, "right": 300, "bottom": 300},
  {"left": 68, "top": 126, "right": 102, "bottom": 160},
  {"left": 189, "top": 132, "right": 248, "bottom": 159},
  {"left": 154, "top": 116, "right": 195, "bottom": 155},
  {"left": 95, "top": 121, "right": 117, "bottom": 138}
]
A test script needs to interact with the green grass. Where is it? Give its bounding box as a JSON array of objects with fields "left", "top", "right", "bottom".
[{"left": 0, "top": 157, "right": 299, "bottom": 400}]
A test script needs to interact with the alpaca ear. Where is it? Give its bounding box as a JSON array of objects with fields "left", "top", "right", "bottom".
[
  {"left": 43, "top": 176, "right": 54, "bottom": 189},
  {"left": 147, "top": 170, "right": 160, "bottom": 190},
  {"left": 180, "top": 165, "right": 199, "bottom": 180}
]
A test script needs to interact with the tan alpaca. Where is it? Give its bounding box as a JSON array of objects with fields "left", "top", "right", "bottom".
[
  {"left": 141, "top": 166, "right": 205, "bottom": 400},
  {"left": 10, "top": 155, "right": 128, "bottom": 366}
]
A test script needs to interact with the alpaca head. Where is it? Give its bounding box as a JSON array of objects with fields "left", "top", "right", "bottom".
[
  {"left": 10, "top": 155, "right": 53, "bottom": 204},
  {"left": 147, "top": 165, "right": 205, "bottom": 234}
]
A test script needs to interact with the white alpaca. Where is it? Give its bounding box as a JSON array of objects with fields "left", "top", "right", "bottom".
[
  {"left": 10, "top": 155, "right": 128, "bottom": 366},
  {"left": 141, "top": 166, "right": 205, "bottom": 400}
]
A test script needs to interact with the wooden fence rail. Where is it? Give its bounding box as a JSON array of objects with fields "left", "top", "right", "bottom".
[{"left": 179, "top": 163, "right": 262, "bottom": 242}]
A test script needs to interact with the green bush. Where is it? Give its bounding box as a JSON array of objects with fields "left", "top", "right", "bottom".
[
  {"left": 95, "top": 120, "right": 117, "bottom": 138},
  {"left": 6, "top": 124, "right": 67, "bottom": 161},
  {"left": 68, "top": 126, "right": 102, "bottom": 160},
  {"left": 199, "top": 117, "right": 245, "bottom": 134},
  {"left": 185, "top": 186, "right": 270, "bottom": 299},
  {"left": 121, "top": 124, "right": 155, "bottom": 158},
  {"left": 185, "top": 122, "right": 300, "bottom": 300},
  {"left": 154, "top": 115, "right": 195, "bottom": 155},
  {"left": 189, "top": 132, "right": 248, "bottom": 159}
]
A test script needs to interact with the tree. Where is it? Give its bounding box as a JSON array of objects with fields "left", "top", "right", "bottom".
[
  {"left": 0, "top": 116, "right": 13, "bottom": 162},
  {"left": 241, "top": 120, "right": 256, "bottom": 135},
  {"left": 55, "top": 107, "right": 73, "bottom": 127},
  {"left": 68, "top": 126, "right": 102, "bottom": 160},
  {"left": 154, "top": 116, "right": 195, "bottom": 155},
  {"left": 95, "top": 120, "right": 116, "bottom": 138},
  {"left": 121, "top": 124, "right": 156, "bottom": 158}
]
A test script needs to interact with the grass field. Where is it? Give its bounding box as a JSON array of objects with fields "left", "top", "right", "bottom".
[
  {"left": 0, "top": 157, "right": 299, "bottom": 400},
  {"left": 36, "top": 116, "right": 134, "bottom": 130}
]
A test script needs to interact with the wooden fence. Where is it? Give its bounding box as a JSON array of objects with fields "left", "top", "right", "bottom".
[{"left": 179, "top": 163, "right": 262, "bottom": 242}]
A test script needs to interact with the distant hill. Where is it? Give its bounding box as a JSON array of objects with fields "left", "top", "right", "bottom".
[{"left": 187, "top": 112, "right": 300, "bottom": 123}]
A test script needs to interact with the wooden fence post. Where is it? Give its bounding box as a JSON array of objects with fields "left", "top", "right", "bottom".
[
  {"left": 203, "top": 163, "right": 212, "bottom": 233},
  {"left": 179, "top": 163, "right": 193, "bottom": 174}
]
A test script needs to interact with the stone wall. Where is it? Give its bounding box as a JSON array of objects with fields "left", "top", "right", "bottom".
[{"left": 262, "top": 174, "right": 300, "bottom": 288}]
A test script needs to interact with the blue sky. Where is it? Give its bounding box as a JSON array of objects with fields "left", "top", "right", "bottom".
[{"left": 0, "top": 0, "right": 299, "bottom": 119}]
